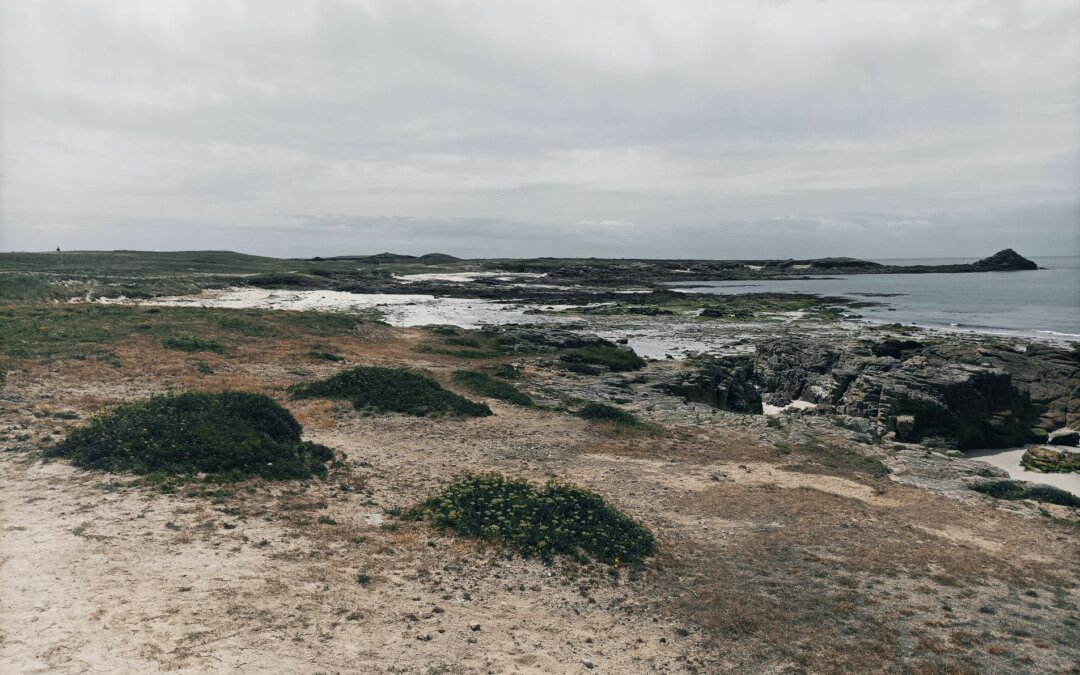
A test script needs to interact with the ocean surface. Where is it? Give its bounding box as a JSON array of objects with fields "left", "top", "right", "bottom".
[{"left": 670, "top": 255, "right": 1080, "bottom": 340}]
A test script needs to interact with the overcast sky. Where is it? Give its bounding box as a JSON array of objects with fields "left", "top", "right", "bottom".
[{"left": 1, "top": 0, "right": 1077, "bottom": 259}]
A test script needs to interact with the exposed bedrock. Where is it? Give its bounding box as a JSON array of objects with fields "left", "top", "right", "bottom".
[
  {"left": 751, "top": 340, "right": 1079, "bottom": 449},
  {"left": 655, "top": 355, "right": 763, "bottom": 414}
]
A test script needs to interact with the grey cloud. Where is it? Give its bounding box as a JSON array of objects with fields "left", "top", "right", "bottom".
[{"left": 1, "top": 0, "right": 1077, "bottom": 258}]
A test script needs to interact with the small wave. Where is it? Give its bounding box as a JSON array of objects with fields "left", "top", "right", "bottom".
[{"left": 1035, "top": 329, "right": 1080, "bottom": 339}]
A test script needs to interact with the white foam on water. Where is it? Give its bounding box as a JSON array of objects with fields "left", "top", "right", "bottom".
[{"left": 392, "top": 272, "right": 547, "bottom": 283}]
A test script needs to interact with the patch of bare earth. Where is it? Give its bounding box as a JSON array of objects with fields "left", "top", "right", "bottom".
[{"left": 1, "top": 331, "right": 1078, "bottom": 673}]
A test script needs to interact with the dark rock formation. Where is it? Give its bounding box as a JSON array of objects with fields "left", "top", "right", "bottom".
[
  {"left": 928, "top": 343, "right": 1080, "bottom": 433},
  {"left": 871, "top": 339, "right": 926, "bottom": 359},
  {"left": 751, "top": 339, "right": 1067, "bottom": 449},
  {"left": 657, "top": 355, "right": 763, "bottom": 414}
]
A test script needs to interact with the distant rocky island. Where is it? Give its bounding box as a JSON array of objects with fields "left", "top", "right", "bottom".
[{"left": 312, "top": 248, "right": 1039, "bottom": 285}]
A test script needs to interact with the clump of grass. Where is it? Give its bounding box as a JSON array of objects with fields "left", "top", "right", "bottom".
[
  {"left": 411, "top": 473, "right": 656, "bottom": 565},
  {"left": 575, "top": 402, "right": 642, "bottom": 427},
  {"left": 46, "top": 391, "right": 333, "bottom": 480},
  {"left": 194, "top": 361, "right": 214, "bottom": 375},
  {"left": 559, "top": 343, "right": 645, "bottom": 372},
  {"left": 970, "top": 480, "right": 1080, "bottom": 507},
  {"left": 162, "top": 335, "right": 226, "bottom": 354},
  {"left": 444, "top": 336, "right": 481, "bottom": 348},
  {"left": 452, "top": 371, "right": 532, "bottom": 406},
  {"left": 290, "top": 366, "right": 491, "bottom": 418},
  {"left": 306, "top": 350, "right": 344, "bottom": 362}
]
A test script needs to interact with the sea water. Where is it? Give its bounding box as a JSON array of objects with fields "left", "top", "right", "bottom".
[{"left": 670, "top": 256, "right": 1080, "bottom": 341}]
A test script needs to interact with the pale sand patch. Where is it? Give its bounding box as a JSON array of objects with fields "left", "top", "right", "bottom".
[
  {"left": 101, "top": 288, "right": 576, "bottom": 329},
  {"left": 763, "top": 399, "right": 817, "bottom": 416}
]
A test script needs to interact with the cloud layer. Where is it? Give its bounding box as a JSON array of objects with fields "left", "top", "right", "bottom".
[{"left": 2, "top": 0, "right": 1077, "bottom": 258}]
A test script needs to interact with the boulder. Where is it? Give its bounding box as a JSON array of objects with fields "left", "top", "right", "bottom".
[{"left": 1021, "top": 446, "right": 1080, "bottom": 473}]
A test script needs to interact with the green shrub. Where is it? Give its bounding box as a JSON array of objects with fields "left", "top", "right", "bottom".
[
  {"left": 560, "top": 344, "right": 645, "bottom": 372},
  {"left": 444, "top": 336, "right": 481, "bottom": 348},
  {"left": 576, "top": 402, "right": 641, "bottom": 427},
  {"left": 856, "top": 456, "right": 891, "bottom": 477},
  {"left": 290, "top": 366, "right": 491, "bottom": 417},
  {"left": 970, "top": 480, "right": 1080, "bottom": 507},
  {"left": 47, "top": 391, "right": 332, "bottom": 480},
  {"left": 452, "top": 371, "right": 532, "bottom": 406},
  {"left": 162, "top": 335, "right": 226, "bottom": 354},
  {"left": 412, "top": 473, "right": 656, "bottom": 565}
]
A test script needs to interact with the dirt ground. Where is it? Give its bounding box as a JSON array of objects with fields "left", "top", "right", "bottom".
[{"left": 1, "top": 329, "right": 1078, "bottom": 673}]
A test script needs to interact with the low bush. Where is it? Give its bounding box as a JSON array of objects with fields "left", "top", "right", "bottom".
[
  {"left": 576, "top": 402, "right": 641, "bottom": 427},
  {"left": 559, "top": 344, "right": 645, "bottom": 372},
  {"left": 290, "top": 366, "right": 491, "bottom": 417},
  {"left": 452, "top": 371, "right": 532, "bottom": 406},
  {"left": 162, "top": 335, "right": 226, "bottom": 354},
  {"left": 47, "top": 391, "right": 332, "bottom": 480},
  {"left": 411, "top": 473, "right": 656, "bottom": 565},
  {"left": 970, "top": 480, "right": 1080, "bottom": 507}
]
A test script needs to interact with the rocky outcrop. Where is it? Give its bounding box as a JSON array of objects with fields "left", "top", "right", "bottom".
[
  {"left": 969, "top": 248, "right": 1038, "bottom": 271},
  {"left": 1021, "top": 446, "right": 1080, "bottom": 473},
  {"left": 752, "top": 339, "right": 1052, "bottom": 449},
  {"left": 752, "top": 341, "right": 845, "bottom": 406},
  {"left": 835, "top": 356, "right": 1034, "bottom": 448},
  {"left": 657, "top": 355, "right": 763, "bottom": 414},
  {"left": 927, "top": 343, "right": 1080, "bottom": 433}
]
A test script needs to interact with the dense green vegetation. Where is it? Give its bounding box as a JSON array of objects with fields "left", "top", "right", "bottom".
[
  {"left": 411, "top": 473, "right": 656, "bottom": 565},
  {"left": 559, "top": 343, "right": 645, "bottom": 372},
  {"left": 452, "top": 370, "right": 533, "bottom": 406},
  {"left": 575, "top": 402, "right": 642, "bottom": 427},
  {"left": 291, "top": 366, "right": 491, "bottom": 417},
  {"left": 0, "top": 304, "right": 376, "bottom": 363},
  {"left": 970, "top": 480, "right": 1080, "bottom": 507},
  {"left": 47, "top": 392, "right": 333, "bottom": 480},
  {"left": 418, "top": 327, "right": 521, "bottom": 360}
]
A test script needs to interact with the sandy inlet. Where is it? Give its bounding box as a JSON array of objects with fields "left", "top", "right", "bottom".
[{"left": 966, "top": 446, "right": 1080, "bottom": 497}]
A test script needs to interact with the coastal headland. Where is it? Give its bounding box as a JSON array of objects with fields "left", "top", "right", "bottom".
[{"left": 1, "top": 248, "right": 1077, "bottom": 673}]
